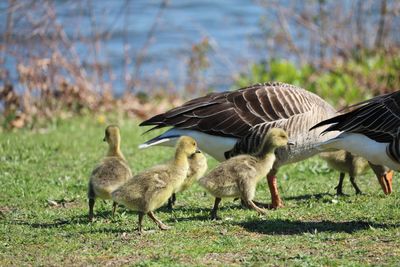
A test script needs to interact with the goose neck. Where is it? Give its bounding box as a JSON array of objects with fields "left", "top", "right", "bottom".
[{"left": 107, "top": 139, "right": 125, "bottom": 160}]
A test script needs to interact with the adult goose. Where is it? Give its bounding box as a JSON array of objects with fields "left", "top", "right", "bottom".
[
  {"left": 311, "top": 90, "right": 400, "bottom": 171},
  {"left": 139, "top": 82, "right": 391, "bottom": 208}
]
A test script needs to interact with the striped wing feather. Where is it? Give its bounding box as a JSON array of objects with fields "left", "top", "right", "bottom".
[
  {"left": 310, "top": 91, "right": 400, "bottom": 143},
  {"left": 141, "top": 82, "right": 330, "bottom": 139}
]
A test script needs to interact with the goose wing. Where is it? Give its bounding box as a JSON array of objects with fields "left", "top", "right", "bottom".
[
  {"left": 140, "top": 82, "right": 329, "bottom": 138},
  {"left": 310, "top": 91, "right": 400, "bottom": 143}
]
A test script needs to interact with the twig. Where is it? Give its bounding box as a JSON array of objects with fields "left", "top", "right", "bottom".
[
  {"left": 375, "top": 0, "right": 387, "bottom": 49},
  {"left": 127, "top": 0, "right": 169, "bottom": 93},
  {"left": 0, "top": 0, "right": 16, "bottom": 82}
]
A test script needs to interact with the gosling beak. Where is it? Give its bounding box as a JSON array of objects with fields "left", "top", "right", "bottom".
[
  {"left": 195, "top": 149, "right": 201, "bottom": 153},
  {"left": 287, "top": 141, "right": 295, "bottom": 146},
  {"left": 378, "top": 170, "right": 394, "bottom": 195}
]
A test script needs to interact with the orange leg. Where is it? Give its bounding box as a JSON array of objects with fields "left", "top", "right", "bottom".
[
  {"left": 368, "top": 163, "right": 393, "bottom": 195},
  {"left": 267, "top": 174, "right": 284, "bottom": 209},
  {"left": 378, "top": 170, "right": 394, "bottom": 195}
]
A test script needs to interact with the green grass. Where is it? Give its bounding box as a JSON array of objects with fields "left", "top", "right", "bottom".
[{"left": 1, "top": 115, "right": 400, "bottom": 266}]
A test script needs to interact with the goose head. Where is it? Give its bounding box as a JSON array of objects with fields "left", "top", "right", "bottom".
[
  {"left": 265, "top": 128, "right": 291, "bottom": 148},
  {"left": 103, "top": 125, "right": 121, "bottom": 147},
  {"left": 176, "top": 136, "right": 198, "bottom": 157},
  {"left": 189, "top": 149, "right": 203, "bottom": 160}
]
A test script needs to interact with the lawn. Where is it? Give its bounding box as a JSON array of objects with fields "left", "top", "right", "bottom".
[{"left": 1, "top": 115, "right": 400, "bottom": 266}]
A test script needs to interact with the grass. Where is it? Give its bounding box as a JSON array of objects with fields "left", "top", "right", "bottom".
[{"left": 1, "top": 115, "right": 400, "bottom": 266}]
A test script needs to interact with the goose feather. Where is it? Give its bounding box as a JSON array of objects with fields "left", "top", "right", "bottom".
[
  {"left": 140, "top": 82, "right": 339, "bottom": 166},
  {"left": 310, "top": 91, "right": 400, "bottom": 169}
]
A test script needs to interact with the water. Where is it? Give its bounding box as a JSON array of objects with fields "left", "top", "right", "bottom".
[
  {"left": 1, "top": 1, "right": 398, "bottom": 96},
  {"left": 1, "top": 0, "right": 265, "bottom": 95}
]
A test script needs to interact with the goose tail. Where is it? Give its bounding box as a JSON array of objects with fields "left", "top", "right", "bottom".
[{"left": 138, "top": 134, "right": 181, "bottom": 149}]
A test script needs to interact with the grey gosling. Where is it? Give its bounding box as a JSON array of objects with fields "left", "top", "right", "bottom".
[
  {"left": 199, "top": 128, "right": 290, "bottom": 220},
  {"left": 112, "top": 136, "right": 198, "bottom": 233},
  {"left": 320, "top": 150, "right": 394, "bottom": 195},
  {"left": 167, "top": 150, "right": 208, "bottom": 209},
  {"left": 88, "top": 125, "right": 132, "bottom": 221}
]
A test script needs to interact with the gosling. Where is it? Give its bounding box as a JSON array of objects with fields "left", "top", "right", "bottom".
[
  {"left": 167, "top": 150, "right": 208, "bottom": 209},
  {"left": 111, "top": 136, "right": 198, "bottom": 233},
  {"left": 88, "top": 125, "right": 132, "bottom": 221},
  {"left": 199, "top": 128, "right": 290, "bottom": 220},
  {"left": 320, "top": 150, "right": 394, "bottom": 195}
]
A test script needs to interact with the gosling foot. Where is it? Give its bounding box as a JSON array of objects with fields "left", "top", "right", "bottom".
[
  {"left": 355, "top": 190, "right": 364, "bottom": 195},
  {"left": 336, "top": 191, "right": 349, "bottom": 197},
  {"left": 252, "top": 200, "right": 284, "bottom": 209},
  {"left": 246, "top": 199, "right": 267, "bottom": 216},
  {"left": 257, "top": 209, "right": 267, "bottom": 216},
  {"left": 210, "top": 197, "right": 222, "bottom": 220},
  {"left": 210, "top": 212, "right": 221, "bottom": 221},
  {"left": 167, "top": 200, "right": 173, "bottom": 211},
  {"left": 158, "top": 223, "right": 170, "bottom": 231},
  {"left": 335, "top": 186, "right": 349, "bottom": 196}
]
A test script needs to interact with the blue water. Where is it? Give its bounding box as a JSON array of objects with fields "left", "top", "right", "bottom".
[
  {"left": 1, "top": 0, "right": 266, "bottom": 95},
  {"left": 1, "top": 1, "right": 398, "bottom": 96}
]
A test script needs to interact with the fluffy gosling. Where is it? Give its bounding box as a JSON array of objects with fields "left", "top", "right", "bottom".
[
  {"left": 167, "top": 150, "right": 208, "bottom": 209},
  {"left": 111, "top": 136, "right": 198, "bottom": 233},
  {"left": 88, "top": 125, "right": 132, "bottom": 221},
  {"left": 320, "top": 150, "right": 393, "bottom": 195},
  {"left": 199, "top": 128, "right": 290, "bottom": 220}
]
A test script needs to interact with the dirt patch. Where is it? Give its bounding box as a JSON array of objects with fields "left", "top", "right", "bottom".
[
  {"left": 201, "top": 252, "right": 247, "bottom": 265},
  {"left": 46, "top": 198, "right": 80, "bottom": 209}
]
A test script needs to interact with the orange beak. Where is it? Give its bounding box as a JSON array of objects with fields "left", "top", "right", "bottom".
[{"left": 377, "top": 170, "right": 393, "bottom": 195}]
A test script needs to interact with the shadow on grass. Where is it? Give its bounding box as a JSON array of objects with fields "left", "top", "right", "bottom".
[
  {"left": 6, "top": 216, "right": 88, "bottom": 228},
  {"left": 283, "top": 193, "right": 334, "bottom": 201},
  {"left": 163, "top": 201, "right": 249, "bottom": 222},
  {"left": 160, "top": 202, "right": 243, "bottom": 213},
  {"left": 165, "top": 213, "right": 211, "bottom": 223},
  {"left": 237, "top": 218, "right": 399, "bottom": 235},
  {"left": 4, "top": 210, "right": 116, "bottom": 228}
]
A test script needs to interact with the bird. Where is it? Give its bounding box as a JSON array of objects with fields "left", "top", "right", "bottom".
[
  {"left": 310, "top": 90, "right": 400, "bottom": 171},
  {"left": 139, "top": 82, "right": 349, "bottom": 209},
  {"left": 167, "top": 150, "right": 208, "bottom": 209},
  {"left": 88, "top": 125, "right": 132, "bottom": 222},
  {"left": 319, "top": 150, "right": 393, "bottom": 195},
  {"left": 111, "top": 136, "right": 198, "bottom": 233},
  {"left": 199, "top": 128, "right": 290, "bottom": 219}
]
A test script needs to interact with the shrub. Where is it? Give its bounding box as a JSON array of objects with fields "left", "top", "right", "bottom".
[{"left": 234, "top": 51, "right": 400, "bottom": 107}]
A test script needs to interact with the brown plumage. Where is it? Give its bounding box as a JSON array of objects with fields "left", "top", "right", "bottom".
[
  {"left": 140, "top": 82, "right": 339, "bottom": 209},
  {"left": 198, "top": 128, "right": 290, "bottom": 220},
  {"left": 111, "top": 136, "right": 198, "bottom": 233},
  {"left": 140, "top": 82, "right": 393, "bottom": 207},
  {"left": 88, "top": 125, "right": 132, "bottom": 221},
  {"left": 168, "top": 151, "right": 208, "bottom": 209},
  {"left": 310, "top": 90, "right": 400, "bottom": 168}
]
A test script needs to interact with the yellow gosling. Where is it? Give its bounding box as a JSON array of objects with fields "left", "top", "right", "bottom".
[
  {"left": 112, "top": 136, "right": 198, "bottom": 233},
  {"left": 168, "top": 150, "right": 208, "bottom": 209},
  {"left": 199, "top": 128, "right": 290, "bottom": 220},
  {"left": 88, "top": 125, "right": 132, "bottom": 221}
]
